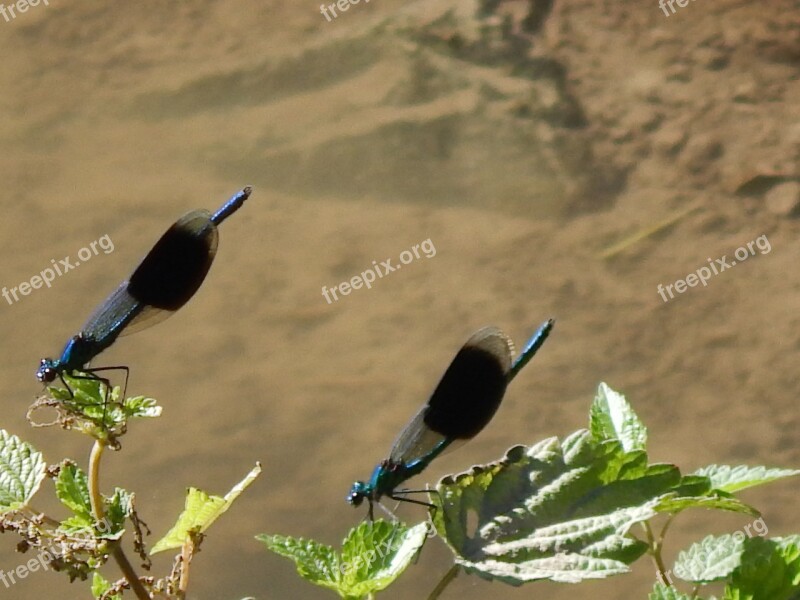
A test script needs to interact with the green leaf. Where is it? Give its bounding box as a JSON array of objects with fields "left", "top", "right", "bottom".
[
  {"left": 258, "top": 520, "right": 428, "bottom": 599},
  {"left": 52, "top": 373, "right": 113, "bottom": 423},
  {"left": 259, "top": 533, "right": 341, "bottom": 589},
  {"left": 693, "top": 465, "right": 800, "bottom": 494},
  {"left": 673, "top": 533, "right": 746, "bottom": 583},
  {"left": 120, "top": 395, "right": 162, "bottom": 420},
  {"left": 151, "top": 463, "right": 261, "bottom": 554},
  {"left": 434, "top": 432, "right": 665, "bottom": 584},
  {"left": 666, "top": 474, "right": 713, "bottom": 497},
  {"left": 91, "top": 571, "right": 121, "bottom": 599},
  {"left": 0, "top": 429, "right": 46, "bottom": 512},
  {"left": 590, "top": 383, "right": 647, "bottom": 452},
  {"left": 339, "top": 520, "right": 428, "bottom": 597},
  {"left": 649, "top": 582, "right": 702, "bottom": 600},
  {"left": 51, "top": 373, "right": 161, "bottom": 433},
  {"left": 654, "top": 491, "right": 759, "bottom": 517},
  {"left": 102, "top": 488, "right": 132, "bottom": 538},
  {"left": 55, "top": 461, "right": 92, "bottom": 521},
  {"left": 723, "top": 537, "right": 800, "bottom": 599},
  {"left": 60, "top": 514, "right": 94, "bottom": 533}
]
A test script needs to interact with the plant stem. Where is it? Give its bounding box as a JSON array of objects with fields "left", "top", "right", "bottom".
[
  {"left": 178, "top": 538, "right": 192, "bottom": 598},
  {"left": 598, "top": 203, "right": 701, "bottom": 260},
  {"left": 88, "top": 440, "right": 151, "bottom": 600},
  {"left": 23, "top": 505, "right": 60, "bottom": 527},
  {"left": 112, "top": 545, "right": 150, "bottom": 600},
  {"left": 88, "top": 440, "right": 105, "bottom": 521},
  {"left": 642, "top": 521, "right": 670, "bottom": 587},
  {"left": 427, "top": 565, "right": 459, "bottom": 600},
  {"left": 659, "top": 514, "right": 675, "bottom": 542}
]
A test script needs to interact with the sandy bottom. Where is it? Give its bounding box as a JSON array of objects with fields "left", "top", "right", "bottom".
[{"left": 0, "top": 1, "right": 798, "bottom": 598}]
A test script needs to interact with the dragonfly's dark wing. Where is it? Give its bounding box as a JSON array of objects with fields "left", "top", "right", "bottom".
[
  {"left": 79, "top": 282, "right": 145, "bottom": 346},
  {"left": 84, "top": 209, "right": 221, "bottom": 342},
  {"left": 388, "top": 327, "right": 514, "bottom": 464},
  {"left": 388, "top": 405, "right": 449, "bottom": 464},
  {"left": 423, "top": 327, "right": 513, "bottom": 440},
  {"left": 119, "top": 303, "right": 175, "bottom": 337},
  {"left": 126, "top": 209, "right": 219, "bottom": 312}
]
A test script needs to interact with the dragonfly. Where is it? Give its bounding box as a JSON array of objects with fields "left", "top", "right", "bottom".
[
  {"left": 347, "top": 318, "right": 554, "bottom": 519},
  {"left": 36, "top": 186, "right": 252, "bottom": 403}
]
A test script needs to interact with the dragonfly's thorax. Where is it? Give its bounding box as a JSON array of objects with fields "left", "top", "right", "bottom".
[
  {"left": 347, "top": 460, "right": 412, "bottom": 509},
  {"left": 36, "top": 334, "right": 100, "bottom": 383},
  {"left": 60, "top": 334, "right": 101, "bottom": 370},
  {"left": 370, "top": 460, "right": 412, "bottom": 499}
]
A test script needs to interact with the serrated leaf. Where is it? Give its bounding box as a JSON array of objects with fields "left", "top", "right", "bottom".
[
  {"left": 668, "top": 474, "right": 713, "bottom": 497},
  {"left": 60, "top": 514, "right": 95, "bottom": 533},
  {"left": 649, "top": 582, "right": 702, "bottom": 600},
  {"left": 121, "top": 395, "right": 162, "bottom": 420},
  {"left": 654, "top": 491, "right": 759, "bottom": 517},
  {"left": 52, "top": 373, "right": 161, "bottom": 432},
  {"left": 151, "top": 463, "right": 261, "bottom": 554},
  {"left": 102, "top": 488, "right": 132, "bottom": 538},
  {"left": 434, "top": 416, "right": 778, "bottom": 588},
  {"left": 55, "top": 461, "right": 92, "bottom": 520},
  {"left": 54, "top": 373, "right": 113, "bottom": 422},
  {"left": 91, "top": 572, "right": 121, "bottom": 599},
  {"left": 0, "top": 430, "right": 46, "bottom": 511},
  {"left": 776, "top": 536, "right": 800, "bottom": 550},
  {"left": 258, "top": 520, "right": 428, "bottom": 599},
  {"left": 674, "top": 534, "right": 746, "bottom": 583},
  {"left": 724, "top": 537, "right": 800, "bottom": 599},
  {"left": 434, "top": 432, "right": 663, "bottom": 584},
  {"left": 694, "top": 465, "right": 800, "bottom": 494},
  {"left": 590, "top": 383, "right": 647, "bottom": 452},
  {"left": 339, "top": 520, "right": 428, "bottom": 597},
  {"left": 259, "top": 533, "right": 341, "bottom": 589}
]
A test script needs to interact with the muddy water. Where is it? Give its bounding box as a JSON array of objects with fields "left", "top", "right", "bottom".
[{"left": 1, "top": 1, "right": 798, "bottom": 599}]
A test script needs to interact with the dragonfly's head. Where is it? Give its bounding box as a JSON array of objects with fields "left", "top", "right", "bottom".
[
  {"left": 347, "top": 481, "right": 372, "bottom": 507},
  {"left": 36, "top": 358, "right": 59, "bottom": 384},
  {"left": 37, "top": 336, "right": 87, "bottom": 384}
]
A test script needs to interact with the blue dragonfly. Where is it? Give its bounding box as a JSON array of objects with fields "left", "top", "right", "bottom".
[
  {"left": 347, "top": 318, "right": 554, "bottom": 519},
  {"left": 36, "top": 186, "right": 252, "bottom": 404}
]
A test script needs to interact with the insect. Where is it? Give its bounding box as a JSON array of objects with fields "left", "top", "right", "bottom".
[
  {"left": 347, "top": 319, "right": 554, "bottom": 519},
  {"left": 36, "top": 186, "right": 252, "bottom": 408}
]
